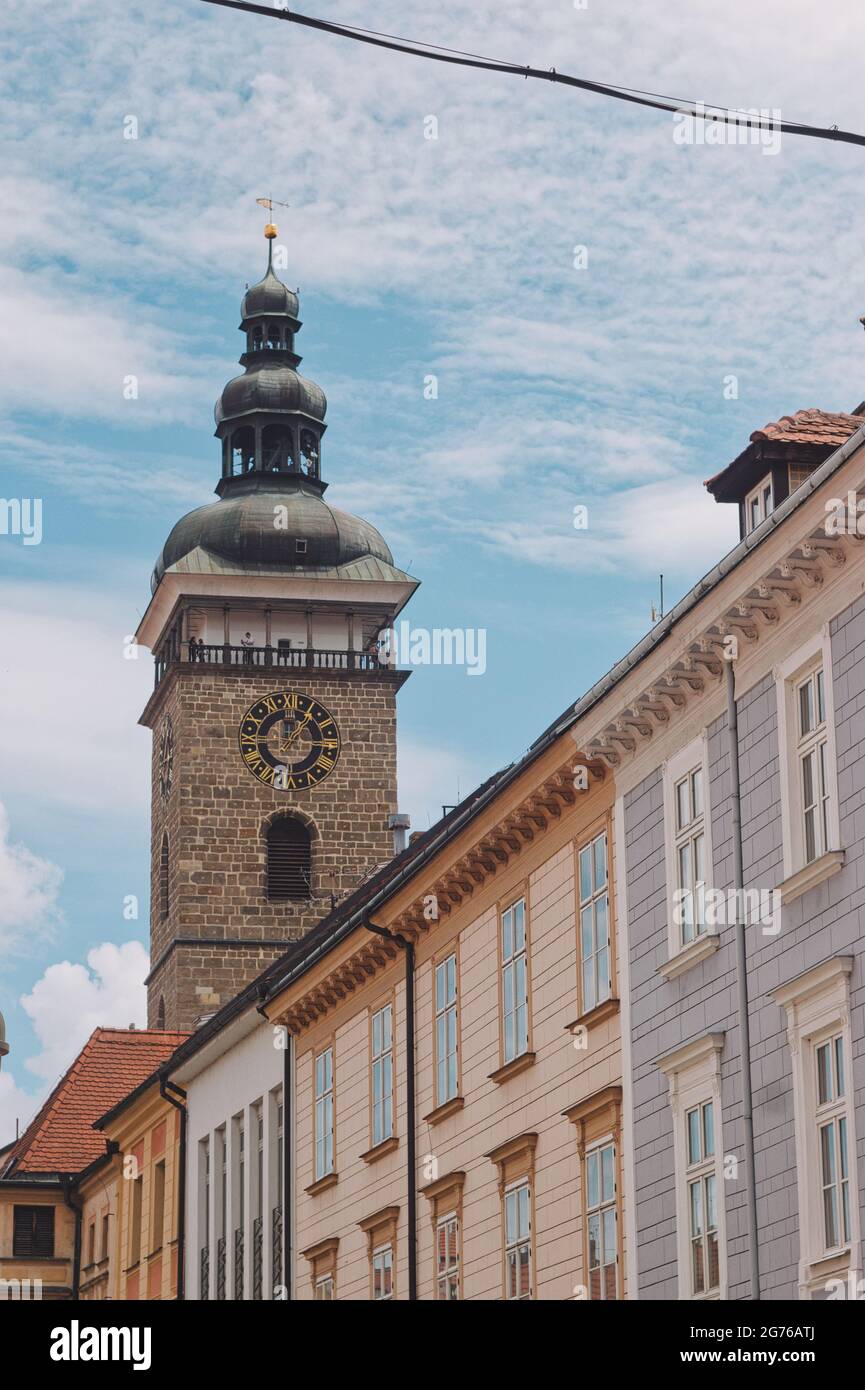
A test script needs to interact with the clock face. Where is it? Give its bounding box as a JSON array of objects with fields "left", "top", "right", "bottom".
[
  {"left": 159, "top": 715, "right": 174, "bottom": 801},
  {"left": 238, "top": 691, "right": 341, "bottom": 791}
]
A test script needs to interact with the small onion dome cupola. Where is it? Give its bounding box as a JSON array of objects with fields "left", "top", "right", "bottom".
[
  {"left": 216, "top": 221, "right": 327, "bottom": 492},
  {"left": 0, "top": 1009, "right": 9, "bottom": 1063},
  {"left": 150, "top": 226, "right": 396, "bottom": 594}
]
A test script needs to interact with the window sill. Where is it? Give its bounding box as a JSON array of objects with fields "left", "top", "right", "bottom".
[
  {"left": 305, "top": 1172, "right": 338, "bottom": 1197},
  {"left": 778, "top": 849, "right": 845, "bottom": 905},
  {"left": 658, "top": 932, "right": 719, "bottom": 981},
  {"left": 488, "top": 1052, "right": 536, "bottom": 1085},
  {"left": 360, "top": 1136, "right": 399, "bottom": 1165},
  {"left": 564, "top": 997, "right": 620, "bottom": 1035},
  {"left": 422, "top": 1096, "right": 465, "bottom": 1126}
]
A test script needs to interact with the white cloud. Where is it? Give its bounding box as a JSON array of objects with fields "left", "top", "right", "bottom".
[
  {"left": 0, "top": 800, "right": 63, "bottom": 953},
  {"left": 20, "top": 940, "right": 148, "bottom": 1085},
  {"left": 0, "top": 1069, "right": 41, "bottom": 1156}
]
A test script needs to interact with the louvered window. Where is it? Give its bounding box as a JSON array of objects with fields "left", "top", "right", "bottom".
[
  {"left": 266, "top": 819, "right": 311, "bottom": 900},
  {"left": 159, "top": 833, "right": 170, "bottom": 920},
  {"left": 13, "top": 1205, "right": 55, "bottom": 1258}
]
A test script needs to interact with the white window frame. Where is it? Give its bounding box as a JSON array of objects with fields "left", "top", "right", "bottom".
[
  {"left": 585, "top": 1137, "right": 618, "bottom": 1300},
  {"left": 372, "top": 1243, "right": 394, "bottom": 1301},
  {"left": 314, "top": 1046, "right": 334, "bottom": 1181},
  {"left": 775, "top": 628, "right": 842, "bottom": 887},
  {"left": 435, "top": 1211, "right": 460, "bottom": 1300},
  {"left": 504, "top": 1180, "right": 532, "bottom": 1300},
  {"left": 434, "top": 954, "right": 458, "bottom": 1107},
  {"left": 657, "top": 1033, "right": 728, "bottom": 1300},
  {"left": 501, "top": 897, "right": 529, "bottom": 1064},
  {"left": 744, "top": 473, "right": 774, "bottom": 534},
  {"left": 314, "top": 1274, "right": 334, "bottom": 1301},
  {"left": 772, "top": 957, "right": 859, "bottom": 1297},
  {"left": 661, "top": 734, "right": 716, "bottom": 972},
  {"left": 578, "top": 830, "right": 611, "bottom": 1013},
  {"left": 371, "top": 1004, "right": 393, "bottom": 1147}
]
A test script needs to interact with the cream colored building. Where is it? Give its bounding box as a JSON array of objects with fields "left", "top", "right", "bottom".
[{"left": 262, "top": 729, "right": 626, "bottom": 1300}]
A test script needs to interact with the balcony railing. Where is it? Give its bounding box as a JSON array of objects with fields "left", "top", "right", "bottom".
[
  {"left": 234, "top": 1227, "right": 244, "bottom": 1302},
  {"left": 154, "top": 640, "right": 388, "bottom": 687},
  {"left": 216, "top": 1234, "right": 226, "bottom": 1301},
  {"left": 271, "top": 1205, "right": 283, "bottom": 1296},
  {"left": 252, "top": 1216, "right": 263, "bottom": 1301},
  {"left": 200, "top": 1245, "right": 209, "bottom": 1301}
]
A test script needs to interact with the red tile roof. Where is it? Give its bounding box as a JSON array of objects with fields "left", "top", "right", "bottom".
[
  {"left": 0, "top": 1028, "right": 187, "bottom": 1177},
  {"left": 748, "top": 408, "right": 863, "bottom": 447},
  {"left": 705, "top": 408, "right": 863, "bottom": 492}
]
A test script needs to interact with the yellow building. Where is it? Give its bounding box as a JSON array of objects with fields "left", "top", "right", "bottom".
[
  {"left": 0, "top": 1027, "right": 185, "bottom": 1301},
  {"left": 94, "top": 1069, "right": 188, "bottom": 1301}
]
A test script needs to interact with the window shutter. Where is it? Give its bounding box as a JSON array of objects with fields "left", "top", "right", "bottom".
[
  {"left": 267, "top": 819, "right": 312, "bottom": 900},
  {"left": 159, "top": 833, "right": 170, "bottom": 920},
  {"left": 13, "top": 1205, "right": 55, "bottom": 1258}
]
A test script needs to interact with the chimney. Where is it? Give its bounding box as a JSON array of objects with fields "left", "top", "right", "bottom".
[{"left": 388, "top": 812, "right": 411, "bottom": 855}]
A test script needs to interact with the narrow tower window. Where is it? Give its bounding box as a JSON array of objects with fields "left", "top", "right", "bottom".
[
  {"left": 266, "top": 818, "right": 312, "bottom": 901},
  {"left": 159, "top": 833, "right": 170, "bottom": 921}
]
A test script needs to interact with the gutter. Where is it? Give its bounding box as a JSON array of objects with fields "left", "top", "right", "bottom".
[
  {"left": 159, "top": 1078, "right": 188, "bottom": 1301},
  {"left": 61, "top": 1176, "right": 83, "bottom": 1300},
  {"left": 725, "top": 659, "right": 761, "bottom": 1299},
  {"left": 364, "top": 914, "right": 416, "bottom": 1301}
]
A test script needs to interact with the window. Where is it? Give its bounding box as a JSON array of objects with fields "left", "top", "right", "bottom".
[
  {"left": 371, "top": 1004, "right": 393, "bottom": 1146},
  {"left": 504, "top": 1183, "right": 532, "bottom": 1300},
  {"left": 159, "top": 833, "right": 169, "bottom": 920},
  {"left": 233, "top": 1114, "right": 245, "bottom": 1301},
  {"left": 295, "top": 539, "right": 308, "bottom": 555},
  {"left": 501, "top": 897, "right": 528, "bottom": 1064},
  {"left": 129, "top": 1175, "right": 144, "bottom": 1267},
  {"left": 436, "top": 1214, "right": 460, "bottom": 1300},
  {"left": 586, "top": 1141, "right": 617, "bottom": 1299},
  {"left": 151, "top": 1160, "right": 166, "bottom": 1251},
  {"left": 685, "top": 1101, "right": 719, "bottom": 1295},
  {"left": 578, "top": 830, "right": 610, "bottom": 1010},
  {"left": 796, "top": 667, "right": 829, "bottom": 865},
  {"left": 314, "top": 1047, "right": 334, "bottom": 1181},
  {"left": 87, "top": 1221, "right": 96, "bottom": 1266},
  {"left": 266, "top": 817, "right": 312, "bottom": 901},
  {"left": 13, "top": 1205, "right": 54, "bottom": 1258},
  {"left": 744, "top": 473, "right": 774, "bottom": 534},
  {"left": 674, "top": 766, "right": 706, "bottom": 944},
  {"left": 315, "top": 1275, "right": 334, "bottom": 1300},
  {"left": 156, "top": 995, "right": 166, "bottom": 1030},
  {"left": 302, "top": 1234, "right": 338, "bottom": 1298},
  {"left": 773, "top": 959, "right": 857, "bottom": 1293},
  {"left": 816, "top": 1034, "right": 850, "bottom": 1252},
  {"left": 101, "top": 1213, "right": 110, "bottom": 1262},
  {"left": 359, "top": 1206, "right": 398, "bottom": 1299},
  {"left": 661, "top": 735, "right": 716, "bottom": 974},
  {"left": 372, "top": 1245, "right": 393, "bottom": 1300},
  {"left": 434, "top": 954, "right": 458, "bottom": 1106},
  {"left": 775, "top": 633, "right": 842, "bottom": 893},
  {"left": 657, "top": 1034, "right": 727, "bottom": 1299}
]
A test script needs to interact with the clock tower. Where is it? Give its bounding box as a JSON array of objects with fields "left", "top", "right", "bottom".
[{"left": 137, "top": 225, "right": 418, "bottom": 1032}]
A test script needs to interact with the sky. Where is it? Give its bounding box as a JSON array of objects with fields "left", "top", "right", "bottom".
[{"left": 1, "top": 0, "right": 864, "bottom": 1143}]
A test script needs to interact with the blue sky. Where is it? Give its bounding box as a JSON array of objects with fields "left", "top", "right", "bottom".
[{"left": 2, "top": 0, "right": 864, "bottom": 1139}]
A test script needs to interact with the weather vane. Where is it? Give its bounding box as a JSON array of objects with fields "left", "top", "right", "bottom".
[{"left": 256, "top": 196, "right": 289, "bottom": 235}]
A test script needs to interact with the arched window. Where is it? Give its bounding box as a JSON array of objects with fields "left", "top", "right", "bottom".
[
  {"left": 266, "top": 818, "right": 312, "bottom": 901},
  {"left": 160, "top": 833, "right": 170, "bottom": 920},
  {"left": 156, "top": 996, "right": 166, "bottom": 1030},
  {"left": 261, "top": 423, "right": 295, "bottom": 474},
  {"left": 231, "top": 426, "right": 256, "bottom": 475},
  {"left": 300, "top": 429, "right": 320, "bottom": 478}
]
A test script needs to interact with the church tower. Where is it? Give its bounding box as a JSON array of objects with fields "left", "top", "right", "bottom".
[{"left": 137, "top": 224, "right": 418, "bottom": 1032}]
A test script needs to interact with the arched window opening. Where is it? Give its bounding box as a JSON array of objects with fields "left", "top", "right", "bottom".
[
  {"left": 265, "top": 322, "right": 282, "bottom": 350},
  {"left": 159, "top": 833, "right": 170, "bottom": 921},
  {"left": 266, "top": 818, "right": 312, "bottom": 901},
  {"left": 231, "top": 426, "right": 256, "bottom": 475},
  {"left": 250, "top": 325, "right": 263, "bottom": 353},
  {"left": 300, "top": 429, "right": 320, "bottom": 478},
  {"left": 261, "top": 423, "right": 295, "bottom": 474},
  {"left": 156, "top": 996, "right": 166, "bottom": 1030}
]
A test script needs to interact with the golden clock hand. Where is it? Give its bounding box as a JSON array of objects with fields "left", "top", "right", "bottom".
[{"left": 280, "top": 712, "right": 313, "bottom": 752}]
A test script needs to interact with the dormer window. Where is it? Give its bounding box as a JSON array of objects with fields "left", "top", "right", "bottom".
[{"left": 745, "top": 475, "right": 774, "bottom": 535}]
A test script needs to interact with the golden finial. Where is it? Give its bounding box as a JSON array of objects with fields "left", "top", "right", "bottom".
[{"left": 256, "top": 196, "right": 289, "bottom": 243}]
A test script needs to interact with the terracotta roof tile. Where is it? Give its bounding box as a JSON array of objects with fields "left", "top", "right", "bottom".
[
  {"left": 748, "top": 408, "right": 863, "bottom": 447},
  {"left": 0, "top": 1028, "right": 188, "bottom": 1177}
]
